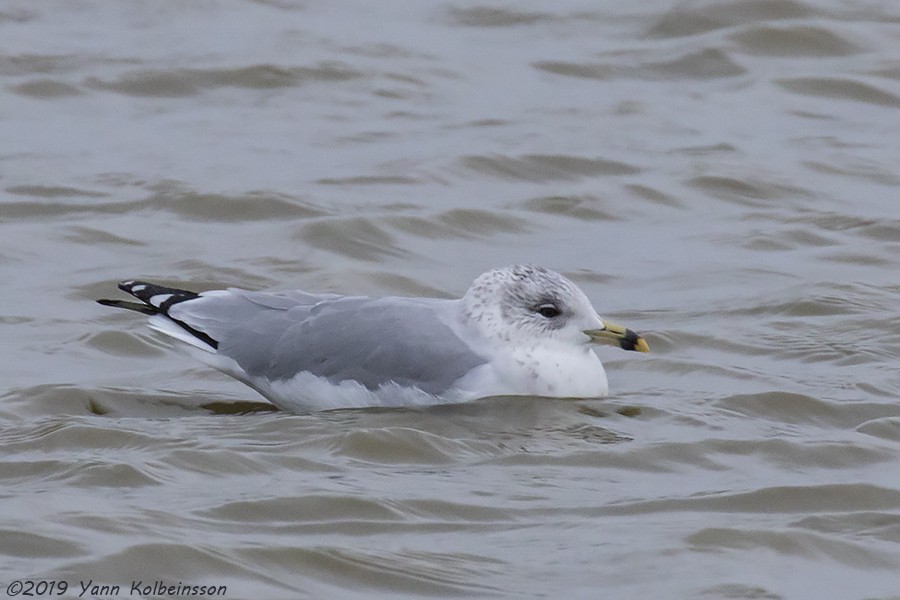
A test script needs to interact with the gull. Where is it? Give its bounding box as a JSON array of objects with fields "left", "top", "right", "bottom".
[{"left": 98, "top": 265, "right": 648, "bottom": 412}]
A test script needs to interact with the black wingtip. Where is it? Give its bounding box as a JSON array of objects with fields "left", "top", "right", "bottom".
[
  {"left": 96, "top": 299, "right": 159, "bottom": 315},
  {"left": 118, "top": 280, "right": 148, "bottom": 293},
  {"left": 114, "top": 280, "right": 202, "bottom": 311},
  {"left": 98, "top": 281, "right": 220, "bottom": 350}
]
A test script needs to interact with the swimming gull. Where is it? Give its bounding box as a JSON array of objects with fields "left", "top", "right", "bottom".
[{"left": 97, "top": 265, "right": 648, "bottom": 412}]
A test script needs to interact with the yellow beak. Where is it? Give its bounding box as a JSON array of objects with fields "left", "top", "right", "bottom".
[{"left": 584, "top": 322, "right": 649, "bottom": 352}]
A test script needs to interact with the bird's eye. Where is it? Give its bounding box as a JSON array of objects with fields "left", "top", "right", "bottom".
[{"left": 537, "top": 304, "right": 561, "bottom": 318}]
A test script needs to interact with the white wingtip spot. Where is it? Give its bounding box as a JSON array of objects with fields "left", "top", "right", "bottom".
[
  {"left": 131, "top": 284, "right": 147, "bottom": 292},
  {"left": 149, "top": 293, "right": 173, "bottom": 307}
]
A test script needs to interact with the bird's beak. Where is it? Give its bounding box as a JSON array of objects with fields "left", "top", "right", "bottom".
[{"left": 584, "top": 322, "right": 649, "bottom": 352}]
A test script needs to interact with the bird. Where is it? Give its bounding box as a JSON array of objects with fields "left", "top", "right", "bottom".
[{"left": 97, "top": 265, "right": 648, "bottom": 412}]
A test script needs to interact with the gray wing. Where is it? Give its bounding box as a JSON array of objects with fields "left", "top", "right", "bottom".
[{"left": 169, "top": 290, "right": 487, "bottom": 394}]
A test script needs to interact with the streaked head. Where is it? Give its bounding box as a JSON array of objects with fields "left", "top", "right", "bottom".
[{"left": 462, "top": 265, "right": 648, "bottom": 352}]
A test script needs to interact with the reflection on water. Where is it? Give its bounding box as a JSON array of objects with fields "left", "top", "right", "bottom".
[{"left": 3, "top": 0, "right": 900, "bottom": 597}]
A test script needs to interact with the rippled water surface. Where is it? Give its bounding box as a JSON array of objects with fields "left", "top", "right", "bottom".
[{"left": 4, "top": 1, "right": 900, "bottom": 598}]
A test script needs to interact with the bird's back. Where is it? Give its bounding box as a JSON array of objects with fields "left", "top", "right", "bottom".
[{"left": 167, "top": 290, "right": 489, "bottom": 396}]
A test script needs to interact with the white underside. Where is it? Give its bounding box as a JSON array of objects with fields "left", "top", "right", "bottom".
[{"left": 148, "top": 315, "right": 610, "bottom": 413}]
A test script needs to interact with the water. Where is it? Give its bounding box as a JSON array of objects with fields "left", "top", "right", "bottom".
[{"left": 3, "top": 0, "right": 900, "bottom": 598}]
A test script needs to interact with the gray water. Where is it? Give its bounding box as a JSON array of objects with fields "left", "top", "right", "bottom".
[{"left": 3, "top": 1, "right": 900, "bottom": 598}]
